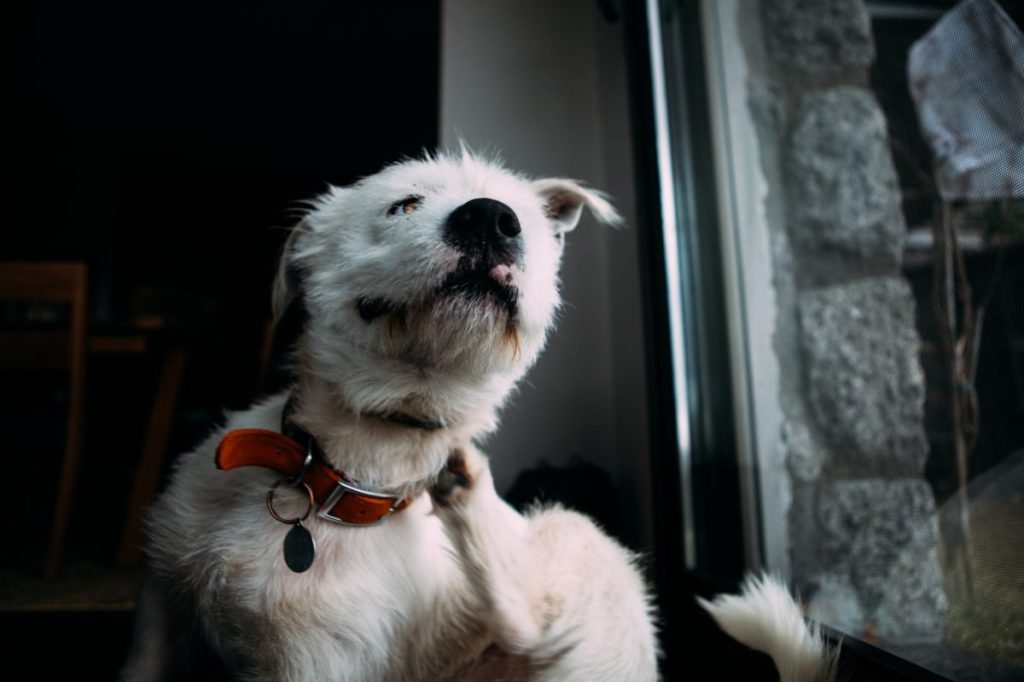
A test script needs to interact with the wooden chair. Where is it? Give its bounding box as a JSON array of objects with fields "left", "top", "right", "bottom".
[
  {"left": 0, "top": 262, "right": 87, "bottom": 579},
  {"left": 114, "top": 336, "right": 185, "bottom": 569}
]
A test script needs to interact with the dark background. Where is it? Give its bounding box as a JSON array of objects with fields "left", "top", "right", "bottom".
[
  {"left": 2, "top": 1, "right": 440, "bottom": 675},
  {"left": 3, "top": 0, "right": 440, "bottom": 409}
]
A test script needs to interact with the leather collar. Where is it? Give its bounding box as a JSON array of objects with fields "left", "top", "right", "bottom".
[{"left": 215, "top": 426, "right": 413, "bottom": 526}]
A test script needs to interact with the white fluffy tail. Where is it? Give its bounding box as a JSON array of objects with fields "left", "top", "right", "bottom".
[{"left": 697, "top": 575, "right": 837, "bottom": 682}]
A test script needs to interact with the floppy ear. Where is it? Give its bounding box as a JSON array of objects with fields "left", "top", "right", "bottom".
[
  {"left": 271, "top": 220, "right": 313, "bottom": 325},
  {"left": 533, "top": 178, "right": 622, "bottom": 233}
]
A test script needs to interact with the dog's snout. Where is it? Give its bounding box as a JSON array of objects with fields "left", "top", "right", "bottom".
[{"left": 444, "top": 198, "right": 522, "bottom": 265}]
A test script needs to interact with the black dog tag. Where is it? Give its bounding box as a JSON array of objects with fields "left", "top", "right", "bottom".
[{"left": 283, "top": 521, "right": 316, "bottom": 573}]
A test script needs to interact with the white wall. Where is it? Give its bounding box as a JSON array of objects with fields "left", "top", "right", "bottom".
[{"left": 441, "top": 0, "right": 652, "bottom": 547}]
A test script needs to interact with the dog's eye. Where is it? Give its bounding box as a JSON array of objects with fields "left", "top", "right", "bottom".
[{"left": 388, "top": 196, "right": 422, "bottom": 216}]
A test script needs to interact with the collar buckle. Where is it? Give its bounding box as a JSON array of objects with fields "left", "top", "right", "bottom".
[{"left": 318, "top": 478, "right": 402, "bottom": 526}]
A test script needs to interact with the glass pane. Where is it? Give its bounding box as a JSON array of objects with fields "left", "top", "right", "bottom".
[{"left": 689, "top": 0, "right": 1024, "bottom": 678}]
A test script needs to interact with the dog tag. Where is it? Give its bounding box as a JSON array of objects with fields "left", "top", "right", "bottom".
[{"left": 283, "top": 521, "right": 316, "bottom": 573}]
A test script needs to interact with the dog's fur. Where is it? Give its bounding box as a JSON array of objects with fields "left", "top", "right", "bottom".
[{"left": 122, "top": 150, "right": 832, "bottom": 681}]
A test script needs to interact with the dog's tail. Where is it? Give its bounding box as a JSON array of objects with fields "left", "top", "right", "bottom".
[{"left": 697, "top": 574, "right": 838, "bottom": 682}]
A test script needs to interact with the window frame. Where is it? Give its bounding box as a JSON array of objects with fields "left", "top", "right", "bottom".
[
  {"left": 622, "top": 1, "right": 754, "bottom": 677},
  {"left": 627, "top": 1, "right": 973, "bottom": 679}
]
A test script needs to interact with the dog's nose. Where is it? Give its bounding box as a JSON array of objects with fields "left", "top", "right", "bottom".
[{"left": 444, "top": 198, "right": 522, "bottom": 264}]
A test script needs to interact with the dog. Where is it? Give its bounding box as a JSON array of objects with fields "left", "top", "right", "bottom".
[{"left": 122, "top": 150, "right": 833, "bottom": 681}]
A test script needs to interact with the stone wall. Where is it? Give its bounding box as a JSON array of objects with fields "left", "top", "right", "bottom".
[{"left": 739, "top": 0, "right": 947, "bottom": 642}]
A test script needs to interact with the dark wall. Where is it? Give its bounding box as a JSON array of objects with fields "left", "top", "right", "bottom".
[{"left": 4, "top": 0, "right": 440, "bottom": 410}]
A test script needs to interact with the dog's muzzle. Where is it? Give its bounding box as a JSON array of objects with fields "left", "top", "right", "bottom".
[{"left": 443, "top": 198, "right": 522, "bottom": 269}]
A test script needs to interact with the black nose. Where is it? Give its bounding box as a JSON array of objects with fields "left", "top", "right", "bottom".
[{"left": 444, "top": 198, "right": 522, "bottom": 265}]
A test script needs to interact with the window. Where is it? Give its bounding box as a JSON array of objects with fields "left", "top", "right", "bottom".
[{"left": 649, "top": 0, "right": 1024, "bottom": 678}]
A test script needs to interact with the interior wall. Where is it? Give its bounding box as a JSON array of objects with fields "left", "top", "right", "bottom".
[{"left": 440, "top": 0, "right": 652, "bottom": 548}]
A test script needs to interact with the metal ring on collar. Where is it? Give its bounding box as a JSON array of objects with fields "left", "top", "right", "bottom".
[{"left": 266, "top": 478, "right": 315, "bottom": 525}]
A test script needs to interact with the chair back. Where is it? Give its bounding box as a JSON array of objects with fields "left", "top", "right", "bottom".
[
  {"left": 0, "top": 262, "right": 88, "bottom": 371},
  {"left": 0, "top": 261, "right": 88, "bottom": 578}
]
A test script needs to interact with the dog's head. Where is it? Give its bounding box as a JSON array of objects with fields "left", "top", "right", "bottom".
[{"left": 274, "top": 150, "right": 619, "bottom": 433}]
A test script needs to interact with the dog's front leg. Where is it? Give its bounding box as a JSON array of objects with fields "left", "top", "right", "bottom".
[
  {"left": 431, "top": 446, "right": 547, "bottom": 654},
  {"left": 432, "top": 447, "right": 659, "bottom": 681}
]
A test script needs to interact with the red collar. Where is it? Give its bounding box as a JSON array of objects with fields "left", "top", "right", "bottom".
[{"left": 215, "top": 428, "right": 413, "bottom": 525}]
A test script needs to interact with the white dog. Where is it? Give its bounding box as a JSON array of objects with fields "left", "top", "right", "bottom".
[{"left": 122, "top": 150, "right": 833, "bottom": 681}]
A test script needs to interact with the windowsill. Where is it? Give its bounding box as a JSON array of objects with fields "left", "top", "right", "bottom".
[{"left": 828, "top": 625, "right": 1023, "bottom": 682}]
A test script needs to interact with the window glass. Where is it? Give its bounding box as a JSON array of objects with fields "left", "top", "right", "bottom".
[{"left": 681, "top": 0, "right": 1024, "bottom": 677}]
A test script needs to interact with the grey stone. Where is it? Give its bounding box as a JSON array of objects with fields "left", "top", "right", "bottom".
[
  {"left": 787, "top": 87, "right": 906, "bottom": 269},
  {"left": 816, "top": 479, "right": 943, "bottom": 620},
  {"left": 807, "top": 575, "right": 865, "bottom": 637},
  {"left": 782, "top": 416, "right": 825, "bottom": 482},
  {"left": 762, "top": 0, "right": 875, "bottom": 74},
  {"left": 799, "top": 277, "right": 928, "bottom": 474},
  {"left": 800, "top": 480, "right": 947, "bottom": 642},
  {"left": 789, "top": 482, "right": 824, "bottom": 589},
  {"left": 874, "top": 523, "right": 947, "bottom": 643},
  {"left": 748, "top": 80, "right": 785, "bottom": 135}
]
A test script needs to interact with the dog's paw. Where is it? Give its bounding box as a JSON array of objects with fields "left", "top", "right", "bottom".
[{"left": 431, "top": 447, "right": 487, "bottom": 508}]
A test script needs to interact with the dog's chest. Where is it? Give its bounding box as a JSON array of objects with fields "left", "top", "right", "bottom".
[
  {"left": 147, "top": 405, "right": 488, "bottom": 678},
  {"left": 215, "top": 498, "right": 482, "bottom": 674}
]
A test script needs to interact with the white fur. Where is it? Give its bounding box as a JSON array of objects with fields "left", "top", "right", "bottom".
[
  {"left": 698, "top": 575, "right": 838, "bottom": 682},
  {"left": 122, "top": 151, "right": 657, "bottom": 681}
]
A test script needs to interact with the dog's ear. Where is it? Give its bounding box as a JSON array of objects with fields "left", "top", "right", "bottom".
[
  {"left": 533, "top": 178, "right": 622, "bottom": 233},
  {"left": 271, "top": 220, "right": 312, "bottom": 325}
]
